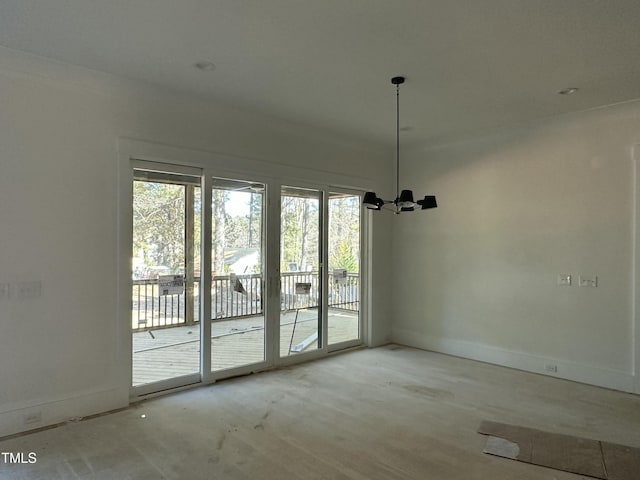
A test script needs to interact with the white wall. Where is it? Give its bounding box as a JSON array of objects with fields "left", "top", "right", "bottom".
[
  {"left": 0, "top": 48, "right": 392, "bottom": 436},
  {"left": 367, "top": 212, "right": 393, "bottom": 346},
  {"left": 392, "top": 101, "right": 640, "bottom": 393}
]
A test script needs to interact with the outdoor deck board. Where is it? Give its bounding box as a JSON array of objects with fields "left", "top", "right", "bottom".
[{"left": 132, "top": 309, "right": 359, "bottom": 386}]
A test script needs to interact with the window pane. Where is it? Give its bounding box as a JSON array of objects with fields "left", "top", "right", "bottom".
[
  {"left": 280, "top": 187, "right": 321, "bottom": 356},
  {"left": 328, "top": 193, "right": 360, "bottom": 345}
]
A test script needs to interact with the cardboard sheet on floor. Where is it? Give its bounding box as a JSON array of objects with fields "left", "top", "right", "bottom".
[{"left": 478, "top": 420, "right": 640, "bottom": 480}]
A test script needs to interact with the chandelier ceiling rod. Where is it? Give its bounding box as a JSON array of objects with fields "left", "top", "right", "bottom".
[
  {"left": 395, "top": 76, "right": 401, "bottom": 204},
  {"left": 362, "top": 76, "right": 438, "bottom": 214}
]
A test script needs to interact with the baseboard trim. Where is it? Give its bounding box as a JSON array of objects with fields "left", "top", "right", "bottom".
[
  {"left": 392, "top": 329, "right": 636, "bottom": 394},
  {"left": 0, "top": 387, "right": 129, "bottom": 438}
]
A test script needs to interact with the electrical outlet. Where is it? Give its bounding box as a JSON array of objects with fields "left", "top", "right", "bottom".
[
  {"left": 23, "top": 411, "right": 42, "bottom": 425},
  {"left": 544, "top": 364, "right": 558, "bottom": 373},
  {"left": 557, "top": 274, "right": 571, "bottom": 286}
]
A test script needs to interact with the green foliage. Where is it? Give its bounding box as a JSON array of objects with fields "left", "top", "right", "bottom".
[
  {"left": 328, "top": 196, "right": 359, "bottom": 273},
  {"left": 280, "top": 195, "right": 319, "bottom": 271},
  {"left": 134, "top": 182, "right": 182, "bottom": 273},
  {"left": 224, "top": 192, "right": 262, "bottom": 249},
  {"left": 330, "top": 240, "right": 358, "bottom": 272},
  {"left": 133, "top": 181, "right": 201, "bottom": 276},
  {"left": 133, "top": 181, "right": 360, "bottom": 280}
]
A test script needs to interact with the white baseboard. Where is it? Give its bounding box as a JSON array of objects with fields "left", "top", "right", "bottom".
[
  {"left": 392, "top": 328, "right": 636, "bottom": 394},
  {"left": 0, "top": 387, "right": 129, "bottom": 438}
]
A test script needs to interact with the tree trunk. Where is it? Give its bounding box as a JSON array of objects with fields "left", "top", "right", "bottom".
[
  {"left": 212, "top": 190, "right": 226, "bottom": 275},
  {"left": 299, "top": 199, "right": 310, "bottom": 270}
]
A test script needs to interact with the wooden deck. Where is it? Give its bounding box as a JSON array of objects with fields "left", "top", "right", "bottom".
[{"left": 132, "top": 308, "right": 359, "bottom": 386}]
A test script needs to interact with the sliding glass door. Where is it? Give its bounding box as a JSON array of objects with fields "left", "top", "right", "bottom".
[
  {"left": 327, "top": 193, "right": 361, "bottom": 346},
  {"left": 210, "top": 178, "right": 266, "bottom": 372},
  {"left": 279, "top": 187, "right": 322, "bottom": 357},
  {"left": 128, "top": 160, "right": 364, "bottom": 394},
  {"left": 131, "top": 167, "right": 201, "bottom": 389}
]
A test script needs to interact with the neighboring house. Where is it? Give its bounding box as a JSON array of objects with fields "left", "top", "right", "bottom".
[{"left": 224, "top": 248, "right": 260, "bottom": 275}]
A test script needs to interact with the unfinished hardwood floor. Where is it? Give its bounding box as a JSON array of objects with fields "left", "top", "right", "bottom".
[{"left": 1, "top": 345, "right": 639, "bottom": 479}]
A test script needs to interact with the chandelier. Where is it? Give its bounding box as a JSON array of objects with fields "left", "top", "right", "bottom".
[{"left": 363, "top": 76, "right": 437, "bottom": 213}]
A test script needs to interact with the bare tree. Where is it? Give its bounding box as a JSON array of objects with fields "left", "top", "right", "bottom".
[
  {"left": 299, "top": 198, "right": 310, "bottom": 270},
  {"left": 212, "top": 189, "right": 226, "bottom": 275}
]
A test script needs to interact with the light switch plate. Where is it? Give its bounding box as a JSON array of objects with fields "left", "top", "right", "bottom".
[
  {"left": 17, "top": 281, "right": 42, "bottom": 299},
  {"left": 557, "top": 274, "right": 571, "bottom": 286},
  {"left": 579, "top": 275, "right": 598, "bottom": 287}
]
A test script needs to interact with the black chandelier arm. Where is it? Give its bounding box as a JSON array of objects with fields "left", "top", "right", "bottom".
[{"left": 363, "top": 197, "right": 437, "bottom": 212}]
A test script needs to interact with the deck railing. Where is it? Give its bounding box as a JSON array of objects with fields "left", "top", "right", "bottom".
[{"left": 131, "top": 271, "right": 359, "bottom": 331}]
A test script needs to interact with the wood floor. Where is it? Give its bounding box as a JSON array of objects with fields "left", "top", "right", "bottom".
[{"left": 2, "top": 345, "right": 640, "bottom": 479}]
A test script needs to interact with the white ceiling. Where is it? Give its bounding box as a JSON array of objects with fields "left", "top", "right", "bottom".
[{"left": 2, "top": 0, "right": 640, "bottom": 148}]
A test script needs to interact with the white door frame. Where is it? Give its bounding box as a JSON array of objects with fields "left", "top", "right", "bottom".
[
  {"left": 118, "top": 138, "right": 373, "bottom": 399},
  {"left": 129, "top": 160, "right": 205, "bottom": 396},
  {"left": 326, "top": 187, "right": 367, "bottom": 353},
  {"left": 205, "top": 169, "right": 273, "bottom": 382},
  {"left": 633, "top": 147, "right": 640, "bottom": 393}
]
